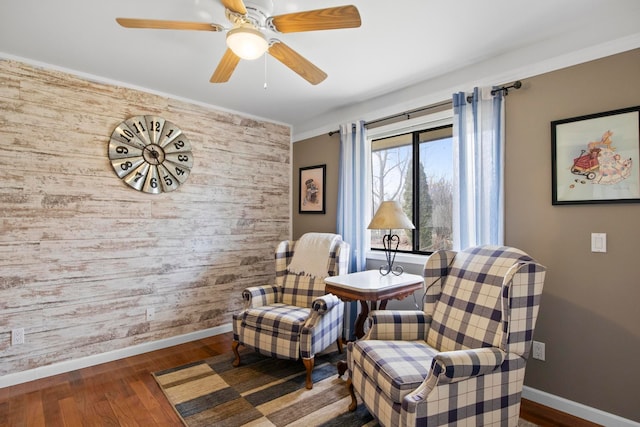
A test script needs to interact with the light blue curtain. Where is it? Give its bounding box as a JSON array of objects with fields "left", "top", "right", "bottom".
[
  {"left": 452, "top": 87, "right": 505, "bottom": 249},
  {"left": 337, "top": 120, "right": 369, "bottom": 272},
  {"left": 337, "top": 120, "right": 369, "bottom": 340}
]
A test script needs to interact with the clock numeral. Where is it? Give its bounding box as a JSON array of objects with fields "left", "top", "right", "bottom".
[
  {"left": 177, "top": 154, "right": 189, "bottom": 162},
  {"left": 116, "top": 146, "right": 129, "bottom": 155},
  {"left": 119, "top": 129, "right": 134, "bottom": 143},
  {"left": 166, "top": 129, "right": 174, "bottom": 138},
  {"left": 132, "top": 121, "right": 146, "bottom": 134},
  {"left": 175, "top": 167, "right": 186, "bottom": 176},
  {"left": 163, "top": 175, "right": 173, "bottom": 186},
  {"left": 120, "top": 161, "right": 133, "bottom": 171},
  {"left": 150, "top": 178, "right": 158, "bottom": 188},
  {"left": 134, "top": 171, "right": 144, "bottom": 183},
  {"left": 150, "top": 121, "right": 161, "bottom": 132},
  {"left": 174, "top": 140, "right": 185, "bottom": 150}
]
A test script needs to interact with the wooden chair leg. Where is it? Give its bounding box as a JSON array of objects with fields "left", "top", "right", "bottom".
[
  {"left": 303, "top": 357, "right": 314, "bottom": 389},
  {"left": 346, "top": 377, "right": 357, "bottom": 411},
  {"left": 231, "top": 341, "right": 241, "bottom": 367},
  {"left": 337, "top": 360, "right": 348, "bottom": 377},
  {"left": 336, "top": 338, "right": 347, "bottom": 377}
]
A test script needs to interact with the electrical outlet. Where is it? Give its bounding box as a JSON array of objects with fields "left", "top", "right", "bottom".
[
  {"left": 11, "top": 328, "right": 25, "bottom": 345},
  {"left": 532, "top": 340, "right": 545, "bottom": 361},
  {"left": 146, "top": 307, "right": 155, "bottom": 321}
]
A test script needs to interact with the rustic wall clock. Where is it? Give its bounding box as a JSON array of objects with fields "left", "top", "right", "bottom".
[{"left": 108, "top": 115, "right": 193, "bottom": 194}]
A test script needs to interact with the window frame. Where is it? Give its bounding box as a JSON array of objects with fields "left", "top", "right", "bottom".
[{"left": 367, "top": 109, "right": 454, "bottom": 259}]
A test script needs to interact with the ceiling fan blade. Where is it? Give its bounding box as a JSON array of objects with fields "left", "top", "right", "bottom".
[
  {"left": 269, "top": 5, "right": 361, "bottom": 33},
  {"left": 210, "top": 49, "right": 241, "bottom": 83},
  {"left": 116, "top": 18, "right": 223, "bottom": 31},
  {"left": 268, "top": 41, "right": 327, "bottom": 85},
  {"left": 221, "top": 0, "right": 247, "bottom": 15}
]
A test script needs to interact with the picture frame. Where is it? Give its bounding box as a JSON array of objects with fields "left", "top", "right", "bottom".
[
  {"left": 551, "top": 105, "right": 640, "bottom": 205},
  {"left": 299, "top": 164, "right": 326, "bottom": 214}
]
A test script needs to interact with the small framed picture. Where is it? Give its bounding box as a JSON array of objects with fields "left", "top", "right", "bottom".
[
  {"left": 299, "top": 164, "right": 326, "bottom": 214},
  {"left": 551, "top": 105, "right": 640, "bottom": 205}
]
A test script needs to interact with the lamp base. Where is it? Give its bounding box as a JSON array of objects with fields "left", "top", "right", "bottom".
[
  {"left": 379, "top": 263, "right": 404, "bottom": 276},
  {"left": 379, "top": 233, "right": 403, "bottom": 276}
]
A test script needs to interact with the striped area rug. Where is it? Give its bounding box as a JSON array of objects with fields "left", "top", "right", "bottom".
[
  {"left": 153, "top": 348, "right": 538, "bottom": 427},
  {"left": 153, "top": 348, "right": 376, "bottom": 427}
]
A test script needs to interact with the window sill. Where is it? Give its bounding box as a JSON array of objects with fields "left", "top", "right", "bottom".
[{"left": 366, "top": 250, "right": 428, "bottom": 268}]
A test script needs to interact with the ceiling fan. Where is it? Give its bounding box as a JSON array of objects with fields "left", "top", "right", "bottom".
[{"left": 116, "top": 0, "right": 361, "bottom": 85}]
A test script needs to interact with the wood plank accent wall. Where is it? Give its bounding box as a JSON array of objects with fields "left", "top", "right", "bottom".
[{"left": 0, "top": 60, "right": 291, "bottom": 377}]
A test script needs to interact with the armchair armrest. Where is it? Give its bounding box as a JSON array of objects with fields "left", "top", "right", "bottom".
[
  {"left": 402, "top": 347, "right": 506, "bottom": 416},
  {"left": 305, "top": 293, "right": 344, "bottom": 330},
  {"left": 366, "top": 310, "right": 429, "bottom": 341},
  {"left": 430, "top": 347, "right": 505, "bottom": 385},
  {"left": 311, "top": 293, "right": 341, "bottom": 314},
  {"left": 242, "top": 284, "right": 281, "bottom": 309}
]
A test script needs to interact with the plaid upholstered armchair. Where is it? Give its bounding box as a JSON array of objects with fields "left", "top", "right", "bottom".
[
  {"left": 346, "top": 245, "right": 546, "bottom": 427},
  {"left": 232, "top": 233, "right": 349, "bottom": 389}
]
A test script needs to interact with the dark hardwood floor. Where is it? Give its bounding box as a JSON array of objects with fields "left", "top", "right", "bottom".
[{"left": 0, "top": 332, "right": 599, "bottom": 426}]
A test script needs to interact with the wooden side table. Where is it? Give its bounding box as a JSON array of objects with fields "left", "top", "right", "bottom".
[{"left": 325, "top": 270, "right": 424, "bottom": 340}]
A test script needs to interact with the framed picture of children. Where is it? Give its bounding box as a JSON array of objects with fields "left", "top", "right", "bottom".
[
  {"left": 299, "top": 164, "right": 326, "bottom": 214},
  {"left": 551, "top": 105, "right": 640, "bottom": 205}
]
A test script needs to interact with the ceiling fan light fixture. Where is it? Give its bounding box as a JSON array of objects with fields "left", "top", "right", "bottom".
[{"left": 226, "top": 23, "right": 268, "bottom": 60}]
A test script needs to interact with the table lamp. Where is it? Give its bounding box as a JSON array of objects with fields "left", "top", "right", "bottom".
[{"left": 367, "top": 200, "right": 415, "bottom": 276}]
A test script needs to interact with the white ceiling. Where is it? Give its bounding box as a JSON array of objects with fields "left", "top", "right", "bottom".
[{"left": 2, "top": 0, "right": 640, "bottom": 141}]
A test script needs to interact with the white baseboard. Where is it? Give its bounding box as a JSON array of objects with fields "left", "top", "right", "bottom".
[
  {"left": 0, "top": 323, "right": 233, "bottom": 389},
  {"left": 523, "top": 386, "right": 640, "bottom": 427}
]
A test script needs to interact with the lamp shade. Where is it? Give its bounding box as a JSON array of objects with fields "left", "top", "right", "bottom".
[
  {"left": 367, "top": 201, "right": 415, "bottom": 230},
  {"left": 226, "top": 23, "right": 268, "bottom": 60}
]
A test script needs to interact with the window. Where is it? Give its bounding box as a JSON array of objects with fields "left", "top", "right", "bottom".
[{"left": 371, "top": 120, "right": 453, "bottom": 254}]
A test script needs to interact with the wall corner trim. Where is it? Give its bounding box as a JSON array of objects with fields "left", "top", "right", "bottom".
[
  {"left": 522, "top": 386, "right": 640, "bottom": 427},
  {"left": 0, "top": 324, "right": 233, "bottom": 389}
]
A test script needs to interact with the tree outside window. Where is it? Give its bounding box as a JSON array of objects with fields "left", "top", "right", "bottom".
[{"left": 371, "top": 125, "right": 453, "bottom": 254}]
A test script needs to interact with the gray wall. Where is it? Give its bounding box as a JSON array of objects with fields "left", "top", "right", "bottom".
[
  {"left": 293, "top": 48, "right": 640, "bottom": 422},
  {"left": 292, "top": 132, "right": 340, "bottom": 239},
  {"left": 505, "top": 49, "right": 639, "bottom": 422}
]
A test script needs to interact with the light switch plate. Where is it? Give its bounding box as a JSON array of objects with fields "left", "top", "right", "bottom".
[{"left": 591, "top": 233, "right": 607, "bottom": 253}]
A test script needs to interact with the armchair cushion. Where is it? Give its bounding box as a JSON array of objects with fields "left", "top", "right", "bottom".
[
  {"left": 243, "top": 303, "right": 310, "bottom": 335},
  {"left": 240, "top": 303, "right": 310, "bottom": 360},
  {"left": 349, "top": 340, "right": 438, "bottom": 403}
]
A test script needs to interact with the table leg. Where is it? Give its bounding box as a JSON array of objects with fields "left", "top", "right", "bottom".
[
  {"left": 337, "top": 300, "right": 370, "bottom": 378},
  {"left": 353, "top": 300, "right": 369, "bottom": 339}
]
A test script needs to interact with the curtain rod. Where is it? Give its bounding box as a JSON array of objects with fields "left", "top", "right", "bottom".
[
  {"left": 328, "top": 80, "right": 522, "bottom": 136},
  {"left": 465, "top": 80, "right": 522, "bottom": 103},
  {"left": 327, "top": 100, "right": 452, "bottom": 136}
]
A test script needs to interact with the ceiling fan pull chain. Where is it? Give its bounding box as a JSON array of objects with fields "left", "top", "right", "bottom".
[{"left": 264, "top": 53, "right": 268, "bottom": 90}]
